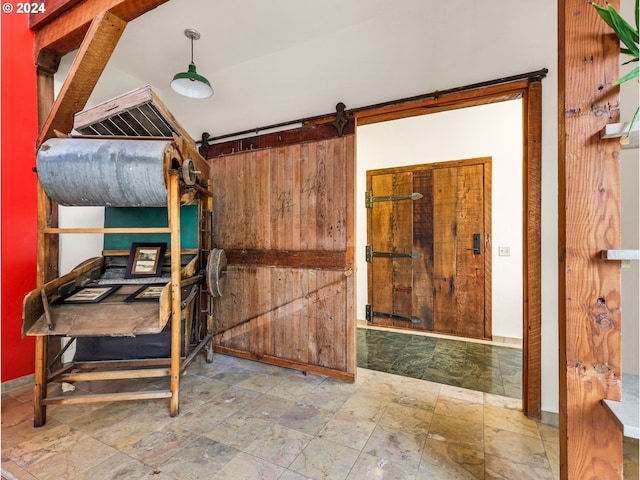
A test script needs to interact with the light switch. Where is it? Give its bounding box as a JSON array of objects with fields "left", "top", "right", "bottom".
[{"left": 498, "top": 246, "right": 510, "bottom": 256}]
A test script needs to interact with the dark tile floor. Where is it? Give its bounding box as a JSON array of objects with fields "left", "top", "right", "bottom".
[{"left": 357, "top": 327, "right": 523, "bottom": 399}]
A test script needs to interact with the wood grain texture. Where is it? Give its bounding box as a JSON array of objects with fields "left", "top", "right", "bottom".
[
  {"left": 370, "top": 172, "right": 414, "bottom": 328},
  {"left": 432, "top": 167, "right": 458, "bottom": 333},
  {"left": 30, "top": 0, "right": 84, "bottom": 29},
  {"left": 205, "top": 122, "right": 355, "bottom": 158},
  {"left": 370, "top": 173, "right": 396, "bottom": 327},
  {"left": 211, "top": 134, "right": 356, "bottom": 380},
  {"left": 367, "top": 159, "right": 489, "bottom": 338},
  {"left": 558, "top": 0, "right": 623, "bottom": 477},
  {"left": 33, "top": 0, "right": 168, "bottom": 58},
  {"left": 522, "top": 80, "right": 542, "bottom": 419},
  {"left": 452, "top": 164, "right": 486, "bottom": 338},
  {"left": 37, "top": 10, "right": 127, "bottom": 147},
  {"left": 412, "top": 169, "right": 434, "bottom": 330}
]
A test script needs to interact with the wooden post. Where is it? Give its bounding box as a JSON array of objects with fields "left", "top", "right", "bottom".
[
  {"left": 558, "top": 0, "right": 623, "bottom": 478},
  {"left": 168, "top": 171, "right": 181, "bottom": 416},
  {"left": 522, "top": 79, "right": 543, "bottom": 419}
]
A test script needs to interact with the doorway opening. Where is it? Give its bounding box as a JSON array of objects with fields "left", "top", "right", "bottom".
[{"left": 352, "top": 75, "right": 543, "bottom": 418}]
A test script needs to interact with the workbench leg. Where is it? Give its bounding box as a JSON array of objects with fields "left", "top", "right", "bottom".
[
  {"left": 170, "top": 374, "right": 179, "bottom": 417},
  {"left": 33, "top": 336, "right": 48, "bottom": 427}
]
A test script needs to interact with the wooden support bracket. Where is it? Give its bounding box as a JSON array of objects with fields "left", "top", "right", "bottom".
[{"left": 37, "top": 10, "right": 127, "bottom": 148}]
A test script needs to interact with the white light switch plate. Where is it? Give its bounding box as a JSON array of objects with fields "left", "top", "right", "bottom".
[{"left": 498, "top": 246, "right": 510, "bottom": 256}]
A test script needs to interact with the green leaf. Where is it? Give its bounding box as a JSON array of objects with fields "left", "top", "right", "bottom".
[
  {"left": 629, "top": 107, "right": 640, "bottom": 133},
  {"left": 607, "top": 5, "right": 639, "bottom": 55},
  {"left": 593, "top": 2, "right": 615, "bottom": 30},
  {"left": 613, "top": 65, "right": 639, "bottom": 85},
  {"left": 636, "top": 0, "right": 639, "bottom": 32}
]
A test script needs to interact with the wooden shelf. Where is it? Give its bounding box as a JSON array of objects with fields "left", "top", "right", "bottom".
[
  {"left": 600, "top": 122, "right": 639, "bottom": 149},
  {"left": 601, "top": 250, "right": 640, "bottom": 261},
  {"left": 602, "top": 399, "right": 639, "bottom": 439}
]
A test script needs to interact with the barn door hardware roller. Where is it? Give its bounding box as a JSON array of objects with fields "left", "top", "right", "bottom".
[
  {"left": 366, "top": 304, "right": 423, "bottom": 324},
  {"left": 365, "top": 191, "right": 423, "bottom": 208},
  {"left": 366, "top": 245, "right": 421, "bottom": 263}
]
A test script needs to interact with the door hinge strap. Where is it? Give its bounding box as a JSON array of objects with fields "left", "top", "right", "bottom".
[
  {"left": 366, "top": 245, "right": 421, "bottom": 262},
  {"left": 365, "top": 191, "right": 423, "bottom": 208}
]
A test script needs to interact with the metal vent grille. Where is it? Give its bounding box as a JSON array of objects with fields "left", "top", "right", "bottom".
[
  {"left": 77, "top": 103, "right": 177, "bottom": 137},
  {"left": 73, "top": 85, "right": 189, "bottom": 140}
]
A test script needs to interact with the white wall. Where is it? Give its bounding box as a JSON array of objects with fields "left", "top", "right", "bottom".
[
  {"left": 54, "top": 0, "right": 561, "bottom": 413},
  {"left": 356, "top": 100, "right": 524, "bottom": 340},
  {"left": 619, "top": 0, "right": 640, "bottom": 375},
  {"left": 53, "top": 61, "right": 144, "bottom": 275},
  {"left": 620, "top": 155, "right": 639, "bottom": 376}
]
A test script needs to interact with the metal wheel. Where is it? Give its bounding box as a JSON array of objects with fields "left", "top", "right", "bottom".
[{"left": 206, "top": 248, "right": 227, "bottom": 298}]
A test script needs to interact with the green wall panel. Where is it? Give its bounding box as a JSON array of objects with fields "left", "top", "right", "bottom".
[{"left": 103, "top": 206, "right": 199, "bottom": 250}]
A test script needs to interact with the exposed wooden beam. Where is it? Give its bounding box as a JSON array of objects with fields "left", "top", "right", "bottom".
[
  {"left": 30, "top": 0, "right": 83, "bottom": 30},
  {"left": 33, "top": 0, "right": 167, "bottom": 60},
  {"left": 37, "top": 10, "right": 127, "bottom": 147},
  {"left": 558, "top": 0, "right": 623, "bottom": 478}
]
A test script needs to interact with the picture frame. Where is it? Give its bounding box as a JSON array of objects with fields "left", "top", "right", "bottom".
[
  {"left": 57, "top": 285, "right": 120, "bottom": 304},
  {"left": 124, "top": 242, "right": 167, "bottom": 279},
  {"left": 126, "top": 285, "right": 165, "bottom": 302}
]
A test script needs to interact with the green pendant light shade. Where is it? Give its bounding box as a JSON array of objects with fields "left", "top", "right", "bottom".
[{"left": 171, "top": 29, "right": 213, "bottom": 99}]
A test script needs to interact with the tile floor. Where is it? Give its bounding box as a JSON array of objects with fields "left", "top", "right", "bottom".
[
  {"left": 357, "top": 327, "right": 522, "bottom": 399},
  {"left": 2, "top": 350, "right": 638, "bottom": 479}
]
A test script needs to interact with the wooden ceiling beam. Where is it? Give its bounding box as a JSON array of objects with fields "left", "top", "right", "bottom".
[
  {"left": 37, "top": 9, "right": 127, "bottom": 147},
  {"left": 30, "top": 0, "right": 84, "bottom": 30},
  {"left": 33, "top": 0, "right": 168, "bottom": 62}
]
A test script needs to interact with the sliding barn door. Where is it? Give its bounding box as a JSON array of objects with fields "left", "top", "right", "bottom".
[
  {"left": 367, "top": 158, "right": 491, "bottom": 340},
  {"left": 209, "top": 125, "right": 356, "bottom": 380}
]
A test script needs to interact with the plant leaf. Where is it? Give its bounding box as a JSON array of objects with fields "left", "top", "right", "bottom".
[
  {"left": 593, "top": 2, "right": 615, "bottom": 30},
  {"left": 613, "top": 65, "right": 639, "bottom": 85},
  {"left": 607, "top": 5, "right": 639, "bottom": 55},
  {"left": 629, "top": 107, "right": 640, "bottom": 134}
]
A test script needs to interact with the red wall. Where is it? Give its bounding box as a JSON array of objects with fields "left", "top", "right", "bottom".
[{"left": 1, "top": 12, "right": 39, "bottom": 381}]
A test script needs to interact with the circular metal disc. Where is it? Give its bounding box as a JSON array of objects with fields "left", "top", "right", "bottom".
[
  {"left": 182, "top": 158, "right": 197, "bottom": 186},
  {"left": 206, "top": 248, "right": 227, "bottom": 297}
]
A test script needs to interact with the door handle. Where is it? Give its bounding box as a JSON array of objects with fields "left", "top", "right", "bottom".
[{"left": 466, "top": 233, "right": 481, "bottom": 255}]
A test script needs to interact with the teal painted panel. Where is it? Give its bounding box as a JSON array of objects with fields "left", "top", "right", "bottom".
[{"left": 103, "top": 206, "right": 199, "bottom": 250}]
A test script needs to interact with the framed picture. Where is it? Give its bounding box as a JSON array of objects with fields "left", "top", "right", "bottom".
[
  {"left": 57, "top": 285, "right": 120, "bottom": 304},
  {"left": 126, "top": 285, "right": 165, "bottom": 302},
  {"left": 124, "top": 242, "right": 167, "bottom": 279}
]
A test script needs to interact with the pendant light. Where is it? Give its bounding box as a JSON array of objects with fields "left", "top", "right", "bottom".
[{"left": 171, "top": 28, "right": 213, "bottom": 99}]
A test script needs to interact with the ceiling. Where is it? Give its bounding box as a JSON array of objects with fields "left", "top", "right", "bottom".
[
  {"left": 55, "top": 0, "right": 563, "bottom": 143},
  {"left": 59, "top": 0, "right": 405, "bottom": 141}
]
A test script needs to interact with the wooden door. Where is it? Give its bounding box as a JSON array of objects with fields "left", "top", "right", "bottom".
[
  {"left": 208, "top": 124, "right": 356, "bottom": 380},
  {"left": 367, "top": 158, "right": 491, "bottom": 339}
]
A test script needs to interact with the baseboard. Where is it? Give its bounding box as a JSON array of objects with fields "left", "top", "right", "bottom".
[
  {"left": 1, "top": 374, "right": 34, "bottom": 394},
  {"left": 541, "top": 410, "right": 559, "bottom": 427},
  {"left": 492, "top": 335, "right": 522, "bottom": 347}
]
